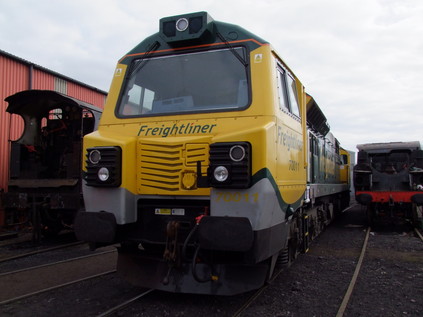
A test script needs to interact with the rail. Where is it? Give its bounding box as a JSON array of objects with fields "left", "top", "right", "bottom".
[
  {"left": 0, "top": 250, "right": 117, "bottom": 304},
  {"left": 95, "top": 289, "right": 155, "bottom": 317}
]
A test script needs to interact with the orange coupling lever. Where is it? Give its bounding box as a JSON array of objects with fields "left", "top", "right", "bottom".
[
  {"left": 195, "top": 206, "right": 209, "bottom": 224},
  {"left": 195, "top": 214, "right": 205, "bottom": 224}
]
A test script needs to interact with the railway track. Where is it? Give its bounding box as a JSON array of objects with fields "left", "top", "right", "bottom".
[
  {"left": 1, "top": 206, "right": 421, "bottom": 316},
  {"left": 88, "top": 227, "right": 370, "bottom": 317},
  {"left": 0, "top": 240, "right": 85, "bottom": 264},
  {"left": 335, "top": 227, "right": 371, "bottom": 317},
  {"left": 342, "top": 225, "right": 423, "bottom": 317},
  {"left": 95, "top": 288, "right": 155, "bottom": 317},
  {"left": 0, "top": 230, "right": 77, "bottom": 246},
  {"left": 230, "top": 227, "right": 370, "bottom": 317},
  {"left": 89, "top": 220, "right": 370, "bottom": 317},
  {"left": 230, "top": 210, "right": 422, "bottom": 316},
  {"left": 0, "top": 231, "right": 81, "bottom": 262},
  {"left": 0, "top": 250, "right": 117, "bottom": 304},
  {"left": 414, "top": 227, "right": 423, "bottom": 241},
  {"left": 0, "top": 231, "right": 31, "bottom": 246}
]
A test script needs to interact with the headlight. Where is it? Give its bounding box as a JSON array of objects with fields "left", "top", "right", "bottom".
[
  {"left": 160, "top": 12, "right": 211, "bottom": 44},
  {"left": 229, "top": 145, "right": 246, "bottom": 162},
  {"left": 98, "top": 167, "right": 110, "bottom": 182},
  {"left": 176, "top": 18, "right": 189, "bottom": 31},
  {"left": 213, "top": 166, "right": 229, "bottom": 182},
  {"left": 88, "top": 149, "right": 101, "bottom": 164}
]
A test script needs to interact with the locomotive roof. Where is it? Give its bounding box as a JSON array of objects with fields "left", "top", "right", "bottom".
[
  {"left": 306, "top": 94, "right": 330, "bottom": 136},
  {"left": 5, "top": 89, "right": 103, "bottom": 117},
  {"left": 119, "top": 11, "right": 269, "bottom": 65},
  {"left": 357, "top": 141, "right": 421, "bottom": 153}
]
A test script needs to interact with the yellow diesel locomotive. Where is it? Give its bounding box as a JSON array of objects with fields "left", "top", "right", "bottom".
[{"left": 75, "top": 12, "right": 350, "bottom": 295}]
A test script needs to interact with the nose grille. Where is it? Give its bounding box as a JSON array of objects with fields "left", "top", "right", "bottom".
[{"left": 137, "top": 141, "right": 208, "bottom": 194}]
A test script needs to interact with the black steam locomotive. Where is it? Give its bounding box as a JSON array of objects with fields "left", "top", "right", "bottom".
[
  {"left": 354, "top": 141, "right": 423, "bottom": 226},
  {"left": 3, "top": 90, "right": 102, "bottom": 240}
]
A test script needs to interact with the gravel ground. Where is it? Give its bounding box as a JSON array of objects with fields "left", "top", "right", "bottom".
[
  {"left": 238, "top": 206, "right": 368, "bottom": 317},
  {"left": 346, "top": 229, "right": 423, "bottom": 317},
  {"left": 1, "top": 205, "right": 422, "bottom": 317},
  {"left": 1, "top": 273, "right": 140, "bottom": 317}
]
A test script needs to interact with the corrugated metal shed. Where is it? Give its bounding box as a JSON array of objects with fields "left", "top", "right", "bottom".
[{"left": 0, "top": 49, "right": 107, "bottom": 192}]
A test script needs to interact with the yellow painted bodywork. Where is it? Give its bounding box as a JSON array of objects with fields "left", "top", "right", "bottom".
[
  {"left": 83, "top": 44, "right": 307, "bottom": 205},
  {"left": 340, "top": 148, "right": 351, "bottom": 184}
]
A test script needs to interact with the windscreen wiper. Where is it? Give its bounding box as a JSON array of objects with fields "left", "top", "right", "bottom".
[
  {"left": 127, "top": 41, "right": 161, "bottom": 78},
  {"left": 216, "top": 32, "right": 248, "bottom": 67}
]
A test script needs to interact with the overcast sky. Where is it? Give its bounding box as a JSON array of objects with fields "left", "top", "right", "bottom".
[{"left": 1, "top": 0, "right": 422, "bottom": 153}]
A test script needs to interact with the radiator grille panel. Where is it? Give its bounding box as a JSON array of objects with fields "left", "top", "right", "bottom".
[{"left": 137, "top": 141, "right": 208, "bottom": 193}]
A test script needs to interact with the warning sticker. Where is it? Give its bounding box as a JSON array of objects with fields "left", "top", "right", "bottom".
[
  {"left": 115, "top": 68, "right": 123, "bottom": 76},
  {"left": 155, "top": 208, "right": 171, "bottom": 215},
  {"left": 172, "top": 209, "right": 185, "bottom": 216},
  {"left": 154, "top": 208, "right": 185, "bottom": 216}
]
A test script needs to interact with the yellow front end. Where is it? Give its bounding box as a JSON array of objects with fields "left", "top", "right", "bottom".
[{"left": 83, "top": 44, "right": 307, "bottom": 210}]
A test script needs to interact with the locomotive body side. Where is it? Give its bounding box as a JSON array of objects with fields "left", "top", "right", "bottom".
[
  {"left": 75, "top": 12, "right": 350, "bottom": 295},
  {"left": 354, "top": 141, "right": 423, "bottom": 225}
]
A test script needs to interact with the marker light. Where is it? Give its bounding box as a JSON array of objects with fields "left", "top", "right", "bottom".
[
  {"left": 160, "top": 12, "right": 213, "bottom": 44},
  {"left": 214, "top": 166, "right": 229, "bottom": 182},
  {"left": 229, "top": 145, "right": 246, "bottom": 162},
  {"left": 98, "top": 167, "right": 110, "bottom": 182},
  {"left": 88, "top": 149, "right": 101, "bottom": 164},
  {"left": 176, "top": 18, "right": 189, "bottom": 32}
]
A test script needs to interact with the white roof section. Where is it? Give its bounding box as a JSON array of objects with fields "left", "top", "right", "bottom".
[{"left": 357, "top": 141, "right": 421, "bottom": 152}]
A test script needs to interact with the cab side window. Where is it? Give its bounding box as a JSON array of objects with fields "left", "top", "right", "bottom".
[
  {"left": 286, "top": 74, "right": 300, "bottom": 118},
  {"left": 276, "top": 64, "right": 301, "bottom": 119},
  {"left": 276, "top": 68, "right": 289, "bottom": 112}
]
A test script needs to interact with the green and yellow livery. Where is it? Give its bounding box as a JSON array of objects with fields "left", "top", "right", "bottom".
[{"left": 75, "top": 12, "right": 350, "bottom": 295}]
